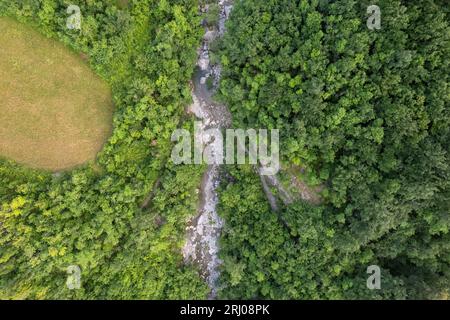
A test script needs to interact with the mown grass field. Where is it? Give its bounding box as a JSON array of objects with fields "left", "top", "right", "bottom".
[{"left": 0, "top": 17, "right": 114, "bottom": 171}]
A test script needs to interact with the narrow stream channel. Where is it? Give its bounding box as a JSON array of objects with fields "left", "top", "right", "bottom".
[{"left": 182, "top": 0, "right": 234, "bottom": 299}]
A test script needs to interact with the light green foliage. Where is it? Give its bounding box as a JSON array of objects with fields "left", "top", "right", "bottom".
[{"left": 0, "top": 0, "right": 207, "bottom": 299}]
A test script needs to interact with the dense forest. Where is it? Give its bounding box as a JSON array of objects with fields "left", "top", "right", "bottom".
[
  {"left": 0, "top": 0, "right": 449, "bottom": 300},
  {"left": 0, "top": 0, "right": 209, "bottom": 299},
  {"left": 215, "top": 0, "right": 449, "bottom": 299}
]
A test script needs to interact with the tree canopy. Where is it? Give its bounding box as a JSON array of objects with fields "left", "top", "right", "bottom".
[{"left": 216, "top": 0, "right": 449, "bottom": 299}]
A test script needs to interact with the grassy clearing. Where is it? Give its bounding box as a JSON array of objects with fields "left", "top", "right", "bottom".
[{"left": 0, "top": 17, "right": 114, "bottom": 171}]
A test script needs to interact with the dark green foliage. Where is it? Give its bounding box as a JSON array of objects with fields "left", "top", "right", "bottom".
[
  {"left": 218, "top": 166, "right": 407, "bottom": 299},
  {"left": 217, "top": 0, "right": 449, "bottom": 299}
]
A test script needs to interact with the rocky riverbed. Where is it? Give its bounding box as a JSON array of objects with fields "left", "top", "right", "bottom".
[{"left": 182, "top": 0, "right": 233, "bottom": 300}]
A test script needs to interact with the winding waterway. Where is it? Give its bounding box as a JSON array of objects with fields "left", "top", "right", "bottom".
[{"left": 182, "top": 0, "right": 233, "bottom": 299}]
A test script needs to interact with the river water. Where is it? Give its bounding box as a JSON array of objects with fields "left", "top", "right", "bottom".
[{"left": 182, "top": 0, "right": 234, "bottom": 299}]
